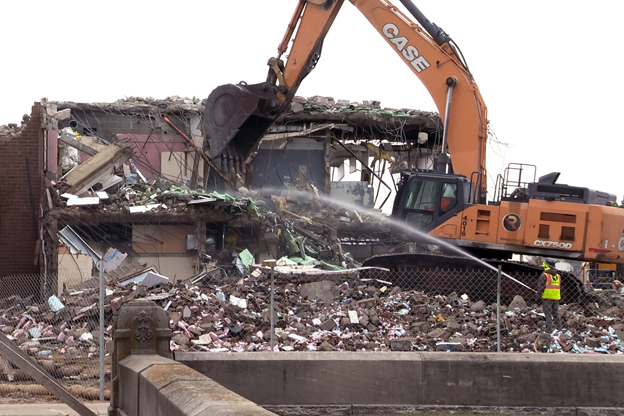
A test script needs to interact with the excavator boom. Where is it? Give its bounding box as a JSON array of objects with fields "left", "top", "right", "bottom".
[{"left": 203, "top": 0, "right": 488, "bottom": 200}]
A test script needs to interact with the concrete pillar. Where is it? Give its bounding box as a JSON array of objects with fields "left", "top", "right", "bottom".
[{"left": 108, "top": 299, "right": 171, "bottom": 416}]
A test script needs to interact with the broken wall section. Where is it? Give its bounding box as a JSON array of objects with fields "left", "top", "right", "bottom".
[{"left": 0, "top": 103, "right": 44, "bottom": 276}]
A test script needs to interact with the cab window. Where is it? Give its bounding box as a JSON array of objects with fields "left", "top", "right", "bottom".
[
  {"left": 404, "top": 180, "right": 436, "bottom": 211},
  {"left": 440, "top": 183, "right": 457, "bottom": 213},
  {"left": 403, "top": 179, "right": 436, "bottom": 228}
]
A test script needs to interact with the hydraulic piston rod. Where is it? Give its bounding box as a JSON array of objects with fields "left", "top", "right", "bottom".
[{"left": 437, "top": 77, "right": 456, "bottom": 173}]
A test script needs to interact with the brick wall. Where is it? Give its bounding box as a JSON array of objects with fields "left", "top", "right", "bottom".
[{"left": 0, "top": 103, "right": 43, "bottom": 275}]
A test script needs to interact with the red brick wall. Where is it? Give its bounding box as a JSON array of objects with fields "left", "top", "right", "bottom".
[{"left": 0, "top": 103, "right": 43, "bottom": 275}]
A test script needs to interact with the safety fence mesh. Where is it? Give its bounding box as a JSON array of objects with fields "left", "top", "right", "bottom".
[
  {"left": 0, "top": 273, "right": 109, "bottom": 400},
  {"left": 167, "top": 264, "right": 610, "bottom": 354},
  {"left": 0, "top": 263, "right": 621, "bottom": 401}
]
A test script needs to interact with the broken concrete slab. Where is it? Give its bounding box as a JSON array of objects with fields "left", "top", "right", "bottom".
[
  {"left": 119, "top": 271, "right": 169, "bottom": 288},
  {"left": 66, "top": 197, "right": 99, "bottom": 206},
  {"left": 299, "top": 281, "right": 340, "bottom": 305}
]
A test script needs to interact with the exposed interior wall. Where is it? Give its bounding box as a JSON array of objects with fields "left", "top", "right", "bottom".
[
  {"left": 131, "top": 223, "right": 197, "bottom": 281},
  {"left": 134, "top": 255, "right": 195, "bottom": 282},
  {"left": 132, "top": 224, "right": 196, "bottom": 254},
  {"left": 161, "top": 151, "right": 206, "bottom": 188},
  {"left": 253, "top": 138, "right": 325, "bottom": 193},
  {"left": 57, "top": 247, "right": 93, "bottom": 292},
  {"left": 0, "top": 103, "right": 43, "bottom": 275},
  {"left": 116, "top": 134, "right": 189, "bottom": 181}
]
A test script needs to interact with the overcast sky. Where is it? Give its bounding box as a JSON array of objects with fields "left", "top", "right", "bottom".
[{"left": 3, "top": 1, "right": 623, "bottom": 199}]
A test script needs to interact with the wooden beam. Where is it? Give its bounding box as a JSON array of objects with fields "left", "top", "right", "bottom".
[{"left": 58, "top": 134, "right": 98, "bottom": 156}]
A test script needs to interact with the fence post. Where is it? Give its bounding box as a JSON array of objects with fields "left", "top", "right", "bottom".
[
  {"left": 99, "top": 260, "right": 105, "bottom": 401},
  {"left": 269, "top": 261, "right": 276, "bottom": 352},
  {"left": 497, "top": 265, "right": 502, "bottom": 353}
]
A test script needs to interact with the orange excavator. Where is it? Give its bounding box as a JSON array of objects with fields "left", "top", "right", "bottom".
[{"left": 202, "top": 0, "right": 624, "bottom": 302}]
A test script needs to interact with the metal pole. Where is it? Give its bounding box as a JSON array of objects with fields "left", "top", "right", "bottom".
[
  {"left": 436, "top": 77, "right": 456, "bottom": 174},
  {"left": 270, "top": 262, "right": 275, "bottom": 352},
  {"left": 99, "top": 259, "right": 105, "bottom": 401},
  {"left": 497, "top": 265, "right": 502, "bottom": 353},
  {"left": 440, "top": 77, "right": 456, "bottom": 154}
]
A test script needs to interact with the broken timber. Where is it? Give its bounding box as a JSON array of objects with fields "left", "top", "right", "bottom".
[
  {"left": 59, "top": 143, "right": 134, "bottom": 196},
  {"left": 0, "top": 331, "right": 96, "bottom": 416},
  {"left": 58, "top": 134, "right": 98, "bottom": 157}
]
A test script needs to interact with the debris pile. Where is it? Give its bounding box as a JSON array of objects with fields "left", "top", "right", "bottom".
[
  {"left": 290, "top": 95, "right": 436, "bottom": 117},
  {"left": 146, "top": 275, "right": 624, "bottom": 354},
  {"left": 1, "top": 273, "right": 623, "bottom": 388},
  {"left": 0, "top": 290, "right": 106, "bottom": 387},
  {"left": 55, "top": 96, "right": 205, "bottom": 115},
  {"left": 0, "top": 114, "right": 29, "bottom": 141},
  {"left": 57, "top": 181, "right": 252, "bottom": 214}
]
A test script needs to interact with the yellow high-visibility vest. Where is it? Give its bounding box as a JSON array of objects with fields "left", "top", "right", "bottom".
[{"left": 542, "top": 272, "right": 561, "bottom": 300}]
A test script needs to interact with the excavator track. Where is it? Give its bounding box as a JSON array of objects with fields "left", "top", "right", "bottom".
[{"left": 361, "top": 252, "right": 586, "bottom": 305}]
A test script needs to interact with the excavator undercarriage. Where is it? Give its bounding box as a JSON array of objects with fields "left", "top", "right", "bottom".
[{"left": 362, "top": 252, "right": 586, "bottom": 305}]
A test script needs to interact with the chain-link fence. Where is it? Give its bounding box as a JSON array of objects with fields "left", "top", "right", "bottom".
[
  {"left": 187, "top": 265, "right": 540, "bottom": 353},
  {"left": 170, "top": 263, "right": 621, "bottom": 355},
  {"left": 0, "top": 272, "right": 109, "bottom": 400},
  {"left": 0, "top": 261, "right": 621, "bottom": 401}
]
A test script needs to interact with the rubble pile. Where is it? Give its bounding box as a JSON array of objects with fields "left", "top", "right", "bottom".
[
  {"left": 147, "top": 275, "right": 624, "bottom": 355},
  {"left": 0, "top": 114, "right": 29, "bottom": 141},
  {"left": 55, "top": 96, "right": 205, "bottom": 116},
  {"left": 1, "top": 273, "right": 624, "bottom": 388},
  {"left": 0, "top": 291, "right": 104, "bottom": 386},
  {"left": 59, "top": 182, "right": 251, "bottom": 214},
  {"left": 291, "top": 95, "right": 436, "bottom": 117}
]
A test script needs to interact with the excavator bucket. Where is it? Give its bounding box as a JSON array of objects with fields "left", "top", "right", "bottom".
[{"left": 202, "top": 82, "right": 280, "bottom": 160}]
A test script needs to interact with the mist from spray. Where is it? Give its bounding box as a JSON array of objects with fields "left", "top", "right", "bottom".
[{"left": 256, "top": 186, "right": 535, "bottom": 292}]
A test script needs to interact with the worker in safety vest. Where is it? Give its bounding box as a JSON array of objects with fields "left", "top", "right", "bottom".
[{"left": 537, "top": 257, "right": 562, "bottom": 333}]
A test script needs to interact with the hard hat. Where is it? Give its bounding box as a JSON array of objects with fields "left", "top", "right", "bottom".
[{"left": 544, "top": 257, "right": 557, "bottom": 268}]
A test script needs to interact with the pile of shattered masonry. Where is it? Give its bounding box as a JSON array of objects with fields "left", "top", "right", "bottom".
[
  {"left": 129, "top": 277, "right": 624, "bottom": 355},
  {"left": 1, "top": 269, "right": 624, "bottom": 385}
]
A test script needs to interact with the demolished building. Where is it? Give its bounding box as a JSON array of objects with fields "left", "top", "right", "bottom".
[
  {"left": 1, "top": 95, "right": 624, "bottom": 391},
  {"left": 0, "top": 95, "right": 441, "bottom": 296}
]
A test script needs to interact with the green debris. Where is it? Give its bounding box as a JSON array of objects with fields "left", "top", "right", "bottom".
[
  {"left": 283, "top": 230, "right": 300, "bottom": 255},
  {"left": 207, "top": 191, "right": 236, "bottom": 201},
  {"left": 319, "top": 260, "right": 344, "bottom": 271},
  {"left": 288, "top": 256, "right": 319, "bottom": 267},
  {"left": 243, "top": 198, "right": 263, "bottom": 217},
  {"left": 276, "top": 256, "right": 298, "bottom": 266},
  {"left": 238, "top": 249, "right": 255, "bottom": 267}
]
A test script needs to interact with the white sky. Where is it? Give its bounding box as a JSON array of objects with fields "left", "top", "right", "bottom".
[{"left": 3, "top": 1, "right": 624, "bottom": 199}]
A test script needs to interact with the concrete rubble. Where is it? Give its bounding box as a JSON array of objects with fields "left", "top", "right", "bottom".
[
  {"left": 0, "top": 291, "right": 104, "bottom": 387},
  {"left": 0, "top": 114, "right": 29, "bottom": 141},
  {"left": 162, "top": 278, "right": 624, "bottom": 354},
  {"left": 2, "top": 271, "right": 623, "bottom": 390}
]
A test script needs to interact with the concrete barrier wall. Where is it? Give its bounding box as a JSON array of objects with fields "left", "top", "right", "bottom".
[
  {"left": 176, "top": 351, "right": 624, "bottom": 411},
  {"left": 117, "top": 354, "right": 276, "bottom": 416}
]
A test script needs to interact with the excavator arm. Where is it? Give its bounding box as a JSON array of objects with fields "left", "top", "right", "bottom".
[{"left": 203, "top": 0, "right": 488, "bottom": 199}]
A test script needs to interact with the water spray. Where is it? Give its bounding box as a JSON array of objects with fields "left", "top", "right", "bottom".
[{"left": 257, "top": 186, "right": 537, "bottom": 293}]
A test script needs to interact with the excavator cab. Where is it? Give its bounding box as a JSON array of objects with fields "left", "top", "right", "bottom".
[{"left": 392, "top": 170, "right": 472, "bottom": 233}]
